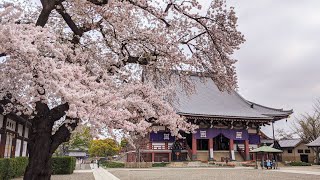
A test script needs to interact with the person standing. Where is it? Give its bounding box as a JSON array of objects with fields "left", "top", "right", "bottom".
[{"left": 266, "top": 159, "right": 271, "bottom": 169}]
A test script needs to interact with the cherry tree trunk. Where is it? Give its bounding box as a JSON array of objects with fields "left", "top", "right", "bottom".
[
  {"left": 23, "top": 104, "right": 56, "bottom": 180},
  {"left": 23, "top": 102, "right": 75, "bottom": 180},
  {"left": 23, "top": 124, "right": 53, "bottom": 180}
]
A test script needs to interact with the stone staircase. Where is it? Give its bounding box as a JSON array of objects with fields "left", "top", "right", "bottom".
[
  {"left": 211, "top": 151, "right": 244, "bottom": 162},
  {"left": 167, "top": 161, "right": 208, "bottom": 167},
  {"left": 234, "top": 152, "right": 244, "bottom": 161},
  {"left": 167, "top": 162, "right": 188, "bottom": 167},
  {"left": 212, "top": 151, "right": 230, "bottom": 161}
]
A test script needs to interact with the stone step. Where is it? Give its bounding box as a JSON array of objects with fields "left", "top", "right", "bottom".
[
  {"left": 234, "top": 152, "right": 244, "bottom": 162},
  {"left": 167, "top": 162, "right": 188, "bottom": 167},
  {"left": 212, "top": 151, "right": 230, "bottom": 162}
]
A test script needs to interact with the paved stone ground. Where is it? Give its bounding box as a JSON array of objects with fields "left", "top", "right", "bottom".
[
  {"left": 108, "top": 167, "right": 320, "bottom": 180},
  {"left": 278, "top": 165, "right": 320, "bottom": 172},
  {"left": 13, "top": 171, "right": 95, "bottom": 180},
  {"left": 48, "top": 171, "right": 95, "bottom": 180},
  {"left": 76, "top": 163, "right": 92, "bottom": 170},
  {"left": 13, "top": 163, "right": 94, "bottom": 180}
]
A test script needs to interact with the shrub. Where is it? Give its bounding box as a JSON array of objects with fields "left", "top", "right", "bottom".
[
  {"left": 289, "top": 161, "right": 311, "bottom": 166},
  {"left": 0, "top": 157, "right": 28, "bottom": 180},
  {"left": 0, "top": 156, "right": 76, "bottom": 179},
  {"left": 52, "top": 156, "right": 76, "bottom": 174},
  {"left": 152, "top": 162, "right": 169, "bottom": 167},
  {"left": 101, "top": 161, "right": 125, "bottom": 168}
]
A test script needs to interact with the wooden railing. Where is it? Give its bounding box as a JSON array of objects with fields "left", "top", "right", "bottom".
[
  {"left": 140, "top": 142, "right": 188, "bottom": 150},
  {"left": 145, "top": 144, "right": 172, "bottom": 150}
]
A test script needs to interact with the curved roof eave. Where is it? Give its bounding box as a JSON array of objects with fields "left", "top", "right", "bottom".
[
  {"left": 247, "top": 101, "right": 294, "bottom": 114},
  {"left": 177, "top": 112, "right": 274, "bottom": 120}
]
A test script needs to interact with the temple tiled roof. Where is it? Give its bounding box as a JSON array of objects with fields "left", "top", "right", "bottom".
[
  {"left": 174, "top": 75, "right": 292, "bottom": 121},
  {"left": 278, "top": 139, "right": 301, "bottom": 148},
  {"left": 306, "top": 136, "right": 320, "bottom": 147}
]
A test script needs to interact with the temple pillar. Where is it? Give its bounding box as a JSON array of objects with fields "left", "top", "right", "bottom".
[
  {"left": 209, "top": 138, "right": 214, "bottom": 160},
  {"left": 149, "top": 142, "right": 152, "bottom": 150},
  {"left": 229, "top": 139, "right": 235, "bottom": 161},
  {"left": 152, "top": 152, "right": 155, "bottom": 162},
  {"left": 192, "top": 133, "right": 197, "bottom": 160},
  {"left": 244, "top": 139, "right": 250, "bottom": 161},
  {"left": 165, "top": 142, "right": 168, "bottom": 149},
  {"left": 169, "top": 152, "right": 172, "bottom": 162}
]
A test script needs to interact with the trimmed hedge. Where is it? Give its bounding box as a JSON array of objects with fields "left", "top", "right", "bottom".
[
  {"left": 0, "top": 156, "right": 76, "bottom": 179},
  {"left": 0, "top": 157, "right": 28, "bottom": 180},
  {"left": 152, "top": 162, "right": 169, "bottom": 167},
  {"left": 101, "top": 161, "right": 125, "bottom": 168},
  {"left": 289, "top": 161, "right": 311, "bottom": 166},
  {"left": 52, "top": 156, "right": 76, "bottom": 174}
]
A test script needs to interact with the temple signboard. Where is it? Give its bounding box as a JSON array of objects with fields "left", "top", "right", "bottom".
[
  {"left": 200, "top": 131, "right": 207, "bottom": 138},
  {"left": 236, "top": 132, "right": 242, "bottom": 139}
]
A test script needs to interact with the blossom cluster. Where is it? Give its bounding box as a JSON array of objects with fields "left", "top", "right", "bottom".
[{"left": 0, "top": 0, "right": 243, "bottom": 137}]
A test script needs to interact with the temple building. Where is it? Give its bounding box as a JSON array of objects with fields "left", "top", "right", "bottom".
[
  {"left": 127, "top": 74, "right": 293, "bottom": 162},
  {"left": 0, "top": 114, "right": 31, "bottom": 158}
]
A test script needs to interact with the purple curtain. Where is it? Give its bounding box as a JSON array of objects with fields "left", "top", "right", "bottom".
[
  {"left": 150, "top": 132, "right": 175, "bottom": 142},
  {"left": 194, "top": 128, "right": 249, "bottom": 140},
  {"left": 249, "top": 134, "right": 260, "bottom": 144}
]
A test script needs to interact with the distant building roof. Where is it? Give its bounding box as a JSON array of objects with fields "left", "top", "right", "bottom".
[
  {"left": 174, "top": 75, "right": 292, "bottom": 121},
  {"left": 261, "top": 139, "right": 274, "bottom": 144},
  {"left": 67, "top": 151, "right": 87, "bottom": 157},
  {"left": 260, "top": 131, "right": 273, "bottom": 140},
  {"left": 278, "top": 139, "right": 302, "bottom": 148},
  {"left": 306, "top": 136, "right": 320, "bottom": 147},
  {"left": 68, "top": 148, "right": 88, "bottom": 151}
]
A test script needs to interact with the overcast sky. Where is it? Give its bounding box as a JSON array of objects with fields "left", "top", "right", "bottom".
[{"left": 221, "top": 0, "right": 320, "bottom": 137}]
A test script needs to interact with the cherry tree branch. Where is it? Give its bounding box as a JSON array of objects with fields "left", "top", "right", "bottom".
[
  {"left": 87, "top": 0, "right": 109, "bottom": 6},
  {"left": 50, "top": 118, "right": 79, "bottom": 154},
  {"left": 55, "top": 3, "right": 84, "bottom": 36},
  {"left": 36, "top": 0, "right": 64, "bottom": 27},
  {"left": 48, "top": 103, "right": 69, "bottom": 122},
  {"left": 126, "top": 0, "right": 171, "bottom": 27}
]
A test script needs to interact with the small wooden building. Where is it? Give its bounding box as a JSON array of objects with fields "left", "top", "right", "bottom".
[
  {"left": 279, "top": 139, "right": 316, "bottom": 163},
  {"left": 0, "top": 114, "right": 31, "bottom": 158}
]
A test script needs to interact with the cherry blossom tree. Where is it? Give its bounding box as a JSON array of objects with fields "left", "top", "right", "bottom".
[{"left": 0, "top": 0, "right": 244, "bottom": 179}]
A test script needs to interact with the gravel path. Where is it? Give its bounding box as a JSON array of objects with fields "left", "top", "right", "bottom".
[{"left": 109, "top": 168, "right": 320, "bottom": 180}]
